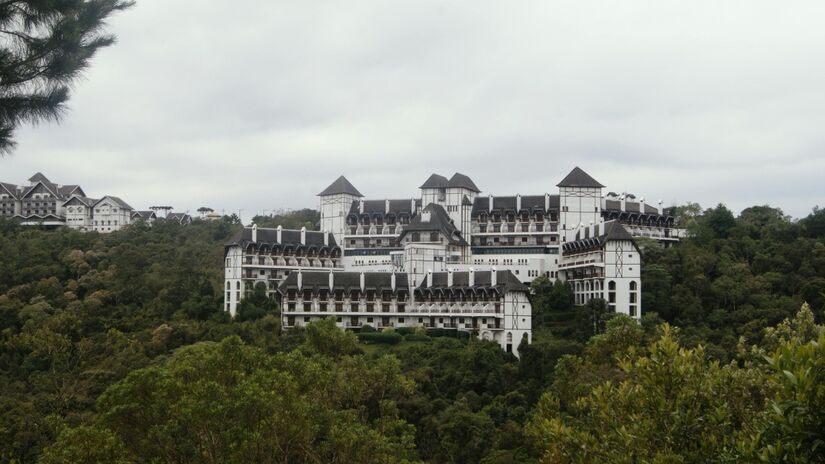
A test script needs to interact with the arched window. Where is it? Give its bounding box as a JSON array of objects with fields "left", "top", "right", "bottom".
[
  {"left": 236, "top": 281, "right": 241, "bottom": 290},
  {"left": 629, "top": 281, "right": 637, "bottom": 291},
  {"left": 226, "top": 282, "right": 230, "bottom": 290},
  {"left": 608, "top": 281, "right": 616, "bottom": 291},
  {"left": 506, "top": 332, "right": 513, "bottom": 343}
]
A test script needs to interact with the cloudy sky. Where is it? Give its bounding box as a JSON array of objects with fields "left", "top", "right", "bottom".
[{"left": 4, "top": 0, "right": 825, "bottom": 221}]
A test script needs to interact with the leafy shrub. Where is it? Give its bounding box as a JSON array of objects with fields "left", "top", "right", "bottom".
[{"left": 357, "top": 331, "right": 403, "bottom": 345}]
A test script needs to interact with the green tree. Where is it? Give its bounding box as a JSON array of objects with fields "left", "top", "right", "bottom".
[
  {"left": 747, "top": 334, "right": 825, "bottom": 463},
  {"left": 530, "top": 325, "right": 767, "bottom": 463},
  {"left": 43, "top": 336, "right": 417, "bottom": 463},
  {"left": 0, "top": 0, "right": 134, "bottom": 153}
]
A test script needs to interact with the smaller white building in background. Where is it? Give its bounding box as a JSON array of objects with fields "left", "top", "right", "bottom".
[
  {"left": 0, "top": 172, "right": 194, "bottom": 233},
  {"left": 131, "top": 210, "right": 158, "bottom": 225},
  {"left": 90, "top": 196, "right": 134, "bottom": 233}
]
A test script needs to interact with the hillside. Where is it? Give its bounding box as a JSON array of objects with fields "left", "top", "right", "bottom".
[{"left": 0, "top": 204, "right": 823, "bottom": 463}]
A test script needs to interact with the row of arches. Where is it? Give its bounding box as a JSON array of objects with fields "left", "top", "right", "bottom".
[{"left": 244, "top": 242, "right": 341, "bottom": 259}]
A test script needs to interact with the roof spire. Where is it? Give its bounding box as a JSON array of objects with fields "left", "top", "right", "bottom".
[
  {"left": 318, "top": 175, "right": 363, "bottom": 197},
  {"left": 557, "top": 167, "right": 605, "bottom": 188}
]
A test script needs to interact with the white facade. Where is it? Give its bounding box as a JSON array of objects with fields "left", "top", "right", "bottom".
[
  {"left": 225, "top": 167, "right": 685, "bottom": 352},
  {"left": 0, "top": 173, "right": 147, "bottom": 233},
  {"left": 277, "top": 269, "right": 533, "bottom": 356},
  {"left": 90, "top": 196, "right": 133, "bottom": 233}
]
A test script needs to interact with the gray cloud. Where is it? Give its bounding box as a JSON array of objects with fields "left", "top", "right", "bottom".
[{"left": 4, "top": 0, "right": 824, "bottom": 221}]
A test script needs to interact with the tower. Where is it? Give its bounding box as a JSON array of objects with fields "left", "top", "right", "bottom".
[
  {"left": 445, "top": 172, "right": 479, "bottom": 235},
  {"left": 318, "top": 176, "right": 363, "bottom": 249},
  {"left": 557, "top": 167, "right": 605, "bottom": 242}
]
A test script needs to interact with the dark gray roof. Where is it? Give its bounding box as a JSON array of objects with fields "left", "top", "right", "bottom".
[
  {"left": 21, "top": 179, "right": 59, "bottom": 198},
  {"left": 447, "top": 173, "right": 480, "bottom": 192},
  {"left": 167, "top": 213, "right": 192, "bottom": 223},
  {"left": 28, "top": 172, "right": 51, "bottom": 184},
  {"left": 132, "top": 210, "right": 157, "bottom": 219},
  {"left": 95, "top": 196, "right": 134, "bottom": 210},
  {"left": 318, "top": 175, "right": 363, "bottom": 197},
  {"left": 419, "top": 174, "right": 449, "bottom": 189},
  {"left": 62, "top": 195, "right": 97, "bottom": 207},
  {"left": 557, "top": 167, "right": 605, "bottom": 188},
  {"left": 563, "top": 220, "right": 637, "bottom": 254},
  {"left": 398, "top": 203, "right": 468, "bottom": 246},
  {"left": 603, "top": 200, "right": 671, "bottom": 218},
  {"left": 58, "top": 185, "right": 83, "bottom": 197},
  {"left": 472, "top": 194, "right": 559, "bottom": 216},
  {"left": 277, "top": 271, "right": 409, "bottom": 293},
  {"left": 419, "top": 270, "right": 529, "bottom": 293},
  {"left": 462, "top": 195, "right": 473, "bottom": 206},
  {"left": 225, "top": 226, "right": 339, "bottom": 249},
  {"left": 348, "top": 199, "right": 416, "bottom": 216},
  {"left": 0, "top": 182, "right": 19, "bottom": 198}
]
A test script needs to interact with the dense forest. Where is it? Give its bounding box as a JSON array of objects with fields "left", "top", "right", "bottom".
[{"left": 0, "top": 204, "right": 823, "bottom": 463}]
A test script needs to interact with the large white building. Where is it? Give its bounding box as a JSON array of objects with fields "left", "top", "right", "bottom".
[{"left": 224, "top": 167, "right": 684, "bottom": 355}]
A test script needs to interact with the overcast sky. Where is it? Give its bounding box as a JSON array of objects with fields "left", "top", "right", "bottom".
[{"left": 4, "top": 0, "right": 824, "bottom": 221}]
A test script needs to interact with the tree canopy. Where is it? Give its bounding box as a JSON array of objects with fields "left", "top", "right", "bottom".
[{"left": 1, "top": 200, "right": 824, "bottom": 463}]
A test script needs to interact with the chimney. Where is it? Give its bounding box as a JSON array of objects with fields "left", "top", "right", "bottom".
[
  {"left": 391, "top": 272, "right": 397, "bottom": 291},
  {"left": 251, "top": 223, "right": 258, "bottom": 242},
  {"left": 447, "top": 269, "right": 454, "bottom": 287},
  {"left": 658, "top": 199, "right": 663, "bottom": 215},
  {"left": 359, "top": 199, "right": 365, "bottom": 214},
  {"left": 516, "top": 194, "right": 521, "bottom": 212},
  {"left": 300, "top": 226, "right": 306, "bottom": 245},
  {"left": 545, "top": 193, "right": 550, "bottom": 210},
  {"left": 426, "top": 269, "right": 433, "bottom": 287},
  {"left": 589, "top": 221, "right": 595, "bottom": 238},
  {"left": 276, "top": 225, "right": 282, "bottom": 243},
  {"left": 469, "top": 267, "right": 475, "bottom": 287},
  {"left": 639, "top": 197, "right": 646, "bottom": 216},
  {"left": 491, "top": 267, "right": 497, "bottom": 286},
  {"left": 620, "top": 194, "right": 626, "bottom": 212},
  {"left": 360, "top": 272, "right": 365, "bottom": 292},
  {"left": 297, "top": 270, "right": 303, "bottom": 291},
  {"left": 328, "top": 269, "right": 334, "bottom": 290},
  {"left": 488, "top": 194, "right": 493, "bottom": 212},
  {"left": 324, "top": 231, "right": 329, "bottom": 246},
  {"left": 385, "top": 199, "right": 390, "bottom": 214}
]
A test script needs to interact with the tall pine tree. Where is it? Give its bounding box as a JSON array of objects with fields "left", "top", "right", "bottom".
[{"left": 0, "top": 0, "right": 133, "bottom": 153}]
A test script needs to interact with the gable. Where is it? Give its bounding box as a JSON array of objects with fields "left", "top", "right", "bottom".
[{"left": 21, "top": 182, "right": 56, "bottom": 199}]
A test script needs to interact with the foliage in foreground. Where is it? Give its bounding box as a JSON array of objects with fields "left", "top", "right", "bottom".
[
  {"left": 529, "top": 306, "right": 825, "bottom": 464},
  {"left": 40, "top": 334, "right": 417, "bottom": 464}
]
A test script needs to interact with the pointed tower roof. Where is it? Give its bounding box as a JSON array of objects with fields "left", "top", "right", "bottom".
[
  {"left": 28, "top": 172, "right": 51, "bottom": 184},
  {"left": 419, "top": 174, "right": 449, "bottom": 189},
  {"left": 318, "top": 175, "right": 363, "bottom": 197},
  {"left": 447, "top": 172, "right": 480, "bottom": 192},
  {"left": 557, "top": 167, "right": 605, "bottom": 188}
]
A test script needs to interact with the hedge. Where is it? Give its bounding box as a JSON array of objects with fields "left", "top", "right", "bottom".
[{"left": 356, "top": 331, "right": 403, "bottom": 345}]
